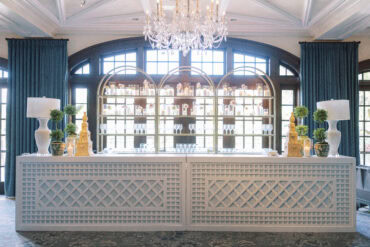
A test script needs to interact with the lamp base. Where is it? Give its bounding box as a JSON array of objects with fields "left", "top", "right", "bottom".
[
  {"left": 327, "top": 120, "right": 341, "bottom": 157},
  {"left": 35, "top": 118, "right": 51, "bottom": 155}
]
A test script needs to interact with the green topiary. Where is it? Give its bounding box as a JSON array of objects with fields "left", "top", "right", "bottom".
[
  {"left": 50, "top": 129, "right": 64, "bottom": 142},
  {"left": 50, "top": 109, "right": 64, "bottom": 129},
  {"left": 64, "top": 104, "right": 77, "bottom": 116},
  {"left": 313, "top": 109, "right": 328, "bottom": 124},
  {"left": 65, "top": 123, "right": 77, "bottom": 136},
  {"left": 313, "top": 128, "right": 327, "bottom": 144},
  {"left": 296, "top": 125, "right": 308, "bottom": 136},
  {"left": 294, "top": 106, "right": 309, "bottom": 119}
]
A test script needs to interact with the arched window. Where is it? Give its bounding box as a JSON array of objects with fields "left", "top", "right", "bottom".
[
  {"left": 68, "top": 37, "right": 300, "bottom": 153},
  {"left": 233, "top": 53, "right": 268, "bottom": 75},
  {"left": 102, "top": 51, "right": 137, "bottom": 74},
  {"left": 73, "top": 63, "right": 90, "bottom": 75},
  {"left": 279, "top": 65, "right": 295, "bottom": 76}
]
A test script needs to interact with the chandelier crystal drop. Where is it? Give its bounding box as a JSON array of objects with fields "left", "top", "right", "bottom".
[{"left": 144, "top": 0, "right": 228, "bottom": 56}]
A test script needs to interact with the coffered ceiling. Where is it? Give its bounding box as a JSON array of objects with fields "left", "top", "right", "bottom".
[{"left": 0, "top": 0, "right": 370, "bottom": 39}]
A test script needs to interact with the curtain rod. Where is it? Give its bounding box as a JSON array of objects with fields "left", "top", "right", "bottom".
[
  {"left": 6, "top": 38, "right": 69, "bottom": 41},
  {"left": 299, "top": 41, "right": 360, "bottom": 44}
]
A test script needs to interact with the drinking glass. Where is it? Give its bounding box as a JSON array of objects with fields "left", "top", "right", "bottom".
[
  {"left": 142, "top": 124, "right": 146, "bottom": 134},
  {"left": 192, "top": 144, "right": 197, "bottom": 153},
  {"left": 174, "top": 124, "right": 179, "bottom": 134},
  {"left": 267, "top": 124, "right": 273, "bottom": 134},
  {"left": 134, "top": 123, "right": 137, "bottom": 134},
  {"left": 230, "top": 125, "right": 235, "bottom": 135},
  {"left": 179, "top": 124, "right": 183, "bottom": 134}
]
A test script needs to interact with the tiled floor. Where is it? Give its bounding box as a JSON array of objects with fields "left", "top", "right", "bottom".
[{"left": 1, "top": 196, "right": 370, "bottom": 247}]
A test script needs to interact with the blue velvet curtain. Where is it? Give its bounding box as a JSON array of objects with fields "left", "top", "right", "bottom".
[
  {"left": 300, "top": 42, "right": 359, "bottom": 163},
  {"left": 5, "top": 39, "right": 68, "bottom": 197}
]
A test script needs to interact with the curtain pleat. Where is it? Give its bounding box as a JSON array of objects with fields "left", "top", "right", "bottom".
[
  {"left": 5, "top": 39, "right": 68, "bottom": 197},
  {"left": 300, "top": 42, "right": 359, "bottom": 164}
]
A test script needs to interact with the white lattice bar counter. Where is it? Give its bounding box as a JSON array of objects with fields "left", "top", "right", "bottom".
[{"left": 16, "top": 155, "right": 356, "bottom": 232}]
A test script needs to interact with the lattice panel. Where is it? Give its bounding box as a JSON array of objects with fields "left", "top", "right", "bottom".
[
  {"left": 206, "top": 178, "right": 335, "bottom": 211},
  {"left": 190, "top": 162, "right": 352, "bottom": 226},
  {"left": 19, "top": 162, "right": 182, "bottom": 225},
  {"left": 37, "top": 178, "right": 166, "bottom": 210}
]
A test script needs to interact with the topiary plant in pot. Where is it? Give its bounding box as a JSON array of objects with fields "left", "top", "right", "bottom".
[
  {"left": 313, "top": 109, "right": 329, "bottom": 157},
  {"left": 294, "top": 106, "right": 310, "bottom": 155},
  {"left": 64, "top": 105, "right": 78, "bottom": 155},
  {"left": 50, "top": 109, "right": 65, "bottom": 156}
]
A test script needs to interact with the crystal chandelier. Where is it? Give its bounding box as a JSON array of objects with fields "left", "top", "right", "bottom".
[{"left": 144, "top": 0, "right": 228, "bottom": 56}]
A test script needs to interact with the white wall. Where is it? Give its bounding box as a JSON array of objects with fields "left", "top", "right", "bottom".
[{"left": 0, "top": 34, "right": 370, "bottom": 62}]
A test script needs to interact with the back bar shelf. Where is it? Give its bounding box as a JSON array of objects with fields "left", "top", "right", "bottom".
[{"left": 97, "top": 65, "right": 276, "bottom": 154}]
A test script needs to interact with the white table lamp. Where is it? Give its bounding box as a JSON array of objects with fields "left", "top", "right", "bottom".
[
  {"left": 317, "top": 99, "right": 350, "bottom": 157},
  {"left": 27, "top": 97, "right": 60, "bottom": 155}
]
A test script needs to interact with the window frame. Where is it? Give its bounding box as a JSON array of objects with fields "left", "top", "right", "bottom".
[
  {"left": 190, "top": 49, "right": 226, "bottom": 76},
  {"left": 232, "top": 49, "right": 270, "bottom": 76},
  {"left": 71, "top": 61, "right": 91, "bottom": 75},
  {"left": 145, "top": 49, "right": 180, "bottom": 75},
  {"left": 68, "top": 37, "right": 301, "bottom": 153},
  {"left": 0, "top": 60, "right": 8, "bottom": 195},
  {"left": 100, "top": 49, "right": 138, "bottom": 76}
]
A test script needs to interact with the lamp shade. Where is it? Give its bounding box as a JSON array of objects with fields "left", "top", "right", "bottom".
[
  {"left": 27, "top": 97, "right": 60, "bottom": 118},
  {"left": 317, "top": 99, "right": 350, "bottom": 121}
]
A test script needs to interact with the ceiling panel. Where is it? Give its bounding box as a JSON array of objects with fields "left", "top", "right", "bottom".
[{"left": 0, "top": 0, "right": 368, "bottom": 38}]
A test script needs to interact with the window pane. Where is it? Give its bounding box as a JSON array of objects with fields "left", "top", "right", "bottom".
[
  {"left": 2, "top": 89, "right": 7, "bottom": 104},
  {"left": 234, "top": 53, "right": 268, "bottom": 75},
  {"left": 103, "top": 62, "right": 114, "bottom": 74},
  {"left": 104, "top": 56, "right": 114, "bottom": 61},
  {"left": 158, "top": 51, "right": 168, "bottom": 61},
  {"left": 191, "top": 50, "right": 224, "bottom": 75},
  {"left": 146, "top": 62, "right": 157, "bottom": 74},
  {"left": 213, "top": 51, "right": 224, "bottom": 62},
  {"left": 75, "top": 88, "right": 87, "bottom": 104},
  {"left": 364, "top": 72, "right": 370, "bottom": 80},
  {"left": 103, "top": 52, "right": 137, "bottom": 75},
  {"left": 75, "top": 68, "right": 82, "bottom": 74},
  {"left": 279, "top": 65, "right": 285, "bottom": 76},
  {"left": 213, "top": 63, "right": 224, "bottom": 75},
  {"left": 202, "top": 51, "right": 213, "bottom": 62},
  {"left": 146, "top": 50, "right": 179, "bottom": 75},
  {"left": 115, "top": 54, "right": 125, "bottom": 61},
  {"left": 234, "top": 53, "right": 244, "bottom": 62},
  {"left": 126, "top": 52, "right": 136, "bottom": 61},
  {"left": 282, "top": 90, "right": 294, "bottom": 105}
]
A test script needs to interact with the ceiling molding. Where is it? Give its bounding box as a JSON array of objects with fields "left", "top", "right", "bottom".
[
  {"left": 0, "top": 0, "right": 56, "bottom": 36},
  {"left": 302, "top": 0, "right": 312, "bottom": 27},
  {"left": 311, "top": 0, "right": 370, "bottom": 39},
  {"left": 56, "top": 0, "right": 66, "bottom": 24},
  {"left": 0, "top": 13, "right": 31, "bottom": 36},
  {"left": 67, "top": 0, "right": 118, "bottom": 22},
  {"left": 251, "top": 0, "right": 302, "bottom": 26},
  {"left": 308, "top": 0, "right": 345, "bottom": 26},
  {"left": 75, "top": 12, "right": 145, "bottom": 23},
  {"left": 26, "top": 0, "right": 60, "bottom": 25},
  {"left": 336, "top": 15, "right": 370, "bottom": 40},
  {"left": 228, "top": 13, "right": 292, "bottom": 26}
]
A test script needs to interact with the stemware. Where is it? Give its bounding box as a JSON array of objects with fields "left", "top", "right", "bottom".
[
  {"left": 266, "top": 124, "right": 273, "bottom": 135},
  {"left": 174, "top": 124, "right": 179, "bottom": 134},
  {"left": 230, "top": 124, "right": 235, "bottom": 135},
  {"left": 178, "top": 124, "right": 183, "bottom": 134}
]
